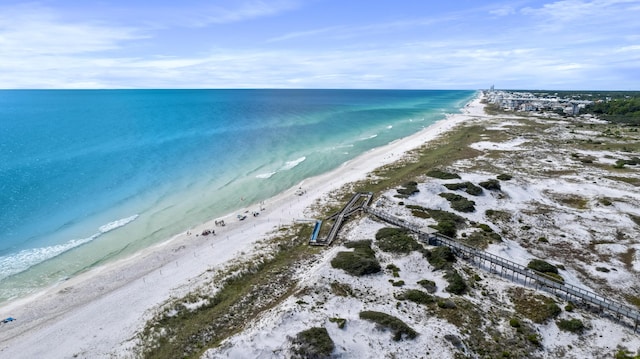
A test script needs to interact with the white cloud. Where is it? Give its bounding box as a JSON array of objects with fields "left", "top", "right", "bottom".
[
  {"left": 0, "top": 1, "right": 637, "bottom": 90},
  {"left": 0, "top": 4, "right": 144, "bottom": 56},
  {"left": 489, "top": 5, "right": 517, "bottom": 16},
  {"left": 266, "top": 26, "right": 344, "bottom": 43},
  {"left": 615, "top": 45, "right": 640, "bottom": 52},
  {"left": 520, "top": 0, "right": 639, "bottom": 29},
  {"left": 168, "top": 0, "right": 300, "bottom": 27}
]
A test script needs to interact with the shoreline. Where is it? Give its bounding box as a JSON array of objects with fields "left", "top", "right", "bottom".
[{"left": 0, "top": 95, "right": 483, "bottom": 357}]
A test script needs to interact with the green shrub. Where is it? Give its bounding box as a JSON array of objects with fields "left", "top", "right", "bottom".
[
  {"left": 397, "top": 289, "right": 435, "bottom": 305},
  {"left": 425, "top": 246, "right": 456, "bottom": 270},
  {"left": 439, "top": 192, "right": 476, "bottom": 212},
  {"left": 599, "top": 198, "right": 613, "bottom": 206},
  {"left": 497, "top": 173, "right": 513, "bottom": 181},
  {"left": 465, "top": 230, "right": 502, "bottom": 249},
  {"left": 412, "top": 211, "right": 430, "bottom": 219},
  {"left": 511, "top": 289, "right": 561, "bottom": 323},
  {"left": 557, "top": 318, "right": 585, "bottom": 334},
  {"left": 406, "top": 204, "right": 428, "bottom": 211},
  {"left": 615, "top": 349, "right": 640, "bottom": 359},
  {"left": 430, "top": 221, "right": 457, "bottom": 237},
  {"left": 445, "top": 270, "right": 467, "bottom": 295},
  {"left": 427, "top": 209, "right": 466, "bottom": 224},
  {"left": 359, "top": 311, "right": 418, "bottom": 341},
  {"left": 330, "top": 281, "right": 354, "bottom": 297},
  {"left": 625, "top": 294, "right": 640, "bottom": 308},
  {"left": 614, "top": 159, "right": 626, "bottom": 169},
  {"left": 544, "top": 272, "right": 565, "bottom": 284},
  {"left": 386, "top": 263, "right": 400, "bottom": 277},
  {"left": 464, "top": 183, "right": 484, "bottom": 196},
  {"left": 406, "top": 204, "right": 431, "bottom": 218},
  {"left": 390, "top": 280, "right": 405, "bottom": 287},
  {"left": 397, "top": 181, "right": 420, "bottom": 197},
  {"left": 527, "top": 259, "right": 559, "bottom": 274},
  {"left": 444, "top": 182, "right": 483, "bottom": 196},
  {"left": 485, "top": 209, "right": 512, "bottom": 222},
  {"left": 329, "top": 317, "right": 346, "bottom": 329},
  {"left": 596, "top": 266, "right": 610, "bottom": 273},
  {"left": 331, "top": 240, "right": 381, "bottom": 276},
  {"left": 375, "top": 227, "right": 421, "bottom": 254},
  {"left": 417, "top": 279, "right": 437, "bottom": 293},
  {"left": 542, "top": 303, "right": 562, "bottom": 322},
  {"left": 437, "top": 299, "right": 457, "bottom": 309},
  {"left": 426, "top": 170, "right": 461, "bottom": 179},
  {"left": 612, "top": 158, "right": 639, "bottom": 169},
  {"left": 331, "top": 252, "right": 380, "bottom": 276},
  {"left": 345, "top": 239, "right": 376, "bottom": 253},
  {"left": 509, "top": 318, "right": 521, "bottom": 328},
  {"left": 527, "top": 334, "right": 541, "bottom": 346},
  {"left": 443, "top": 182, "right": 467, "bottom": 191},
  {"left": 411, "top": 210, "right": 431, "bottom": 219},
  {"left": 291, "top": 327, "right": 335, "bottom": 358},
  {"left": 444, "top": 334, "right": 463, "bottom": 348},
  {"left": 479, "top": 179, "right": 501, "bottom": 190},
  {"left": 427, "top": 209, "right": 466, "bottom": 237}
]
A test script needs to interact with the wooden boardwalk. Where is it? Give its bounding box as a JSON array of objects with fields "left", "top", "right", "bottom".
[
  {"left": 309, "top": 192, "right": 373, "bottom": 246},
  {"left": 365, "top": 206, "right": 640, "bottom": 331}
]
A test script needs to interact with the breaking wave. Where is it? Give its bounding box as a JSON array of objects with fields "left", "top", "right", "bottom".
[
  {"left": 0, "top": 214, "right": 139, "bottom": 281},
  {"left": 255, "top": 171, "right": 276, "bottom": 179},
  {"left": 280, "top": 156, "right": 306, "bottom": 171}
]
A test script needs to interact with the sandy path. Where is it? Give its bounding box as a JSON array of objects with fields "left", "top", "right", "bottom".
[{"left": 0, "top": 96, "right": 482, "bottom": 358}]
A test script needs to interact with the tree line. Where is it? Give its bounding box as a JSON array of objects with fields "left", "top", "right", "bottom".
[{"left": 584, "top": 97, "right": 640, "bottom": 125}]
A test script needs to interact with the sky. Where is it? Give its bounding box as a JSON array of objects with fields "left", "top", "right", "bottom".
[{"left": 0, "top": 0, "right": 638, "bottom": 90}]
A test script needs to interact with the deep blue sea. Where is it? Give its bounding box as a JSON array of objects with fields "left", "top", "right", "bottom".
[{"left": 0, "top": 89, "right": 475, "bottom": 302}]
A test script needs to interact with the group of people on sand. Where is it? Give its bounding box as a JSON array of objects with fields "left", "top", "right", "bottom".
[
  {"left": 187, "top": 203, "right": 265, "bottom": 237},
  {"left": 186, "top": 220, "right": 225, "bottom": 237}
]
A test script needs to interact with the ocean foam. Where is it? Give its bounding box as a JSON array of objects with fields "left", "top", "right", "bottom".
[
  {"left": 256, "top": 172, "right": 276, "bottom": 179},
  {"left": 0, "top": 214, "right": 139, "bottom": 281},
  {"left": 98, "top": 214, "right": 139, "bottom": 233},
  {"left": 359, "top": 134, "right": 378, "bottom": 141},
  {"left": 255, "top": 157, "right": 306, "bottom": 179},
  {"left": 280, "top": 156, "right": 306, "bottom": 171}
]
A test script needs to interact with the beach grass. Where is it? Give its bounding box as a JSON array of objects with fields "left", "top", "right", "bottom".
[
  {"left": 357, "top": 125, "right": 485, "bottom": 194},
  {"left": 139, "top": 224, "right": 320, "bottom": 359},
  {"left": 359, "top": 310, "right": 417, "bottom": 341}
]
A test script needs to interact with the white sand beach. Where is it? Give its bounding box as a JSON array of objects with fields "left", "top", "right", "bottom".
[{"left": 0, "top": 96, "right": 484, "bottom": 357}]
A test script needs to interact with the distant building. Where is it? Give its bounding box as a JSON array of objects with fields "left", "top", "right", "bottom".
[{"left": 485, "top": 90, "right": 593, "bottom": 115}]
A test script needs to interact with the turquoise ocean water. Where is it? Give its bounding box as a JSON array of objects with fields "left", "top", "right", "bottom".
[{"left": 0, "top": 89, "right": 475, "bottom": 302}]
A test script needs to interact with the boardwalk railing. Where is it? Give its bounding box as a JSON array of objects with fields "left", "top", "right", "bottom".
[
  {"left": 365, "top": 206, "right": 640, "bottom": 331},
  {"left": 311, "top": 192, "right": 373, "bottom": 246}
]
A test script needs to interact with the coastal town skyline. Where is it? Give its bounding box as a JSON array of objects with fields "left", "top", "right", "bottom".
[{"left": 0, "top": 0, "right": 638, "bottom": 90}]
